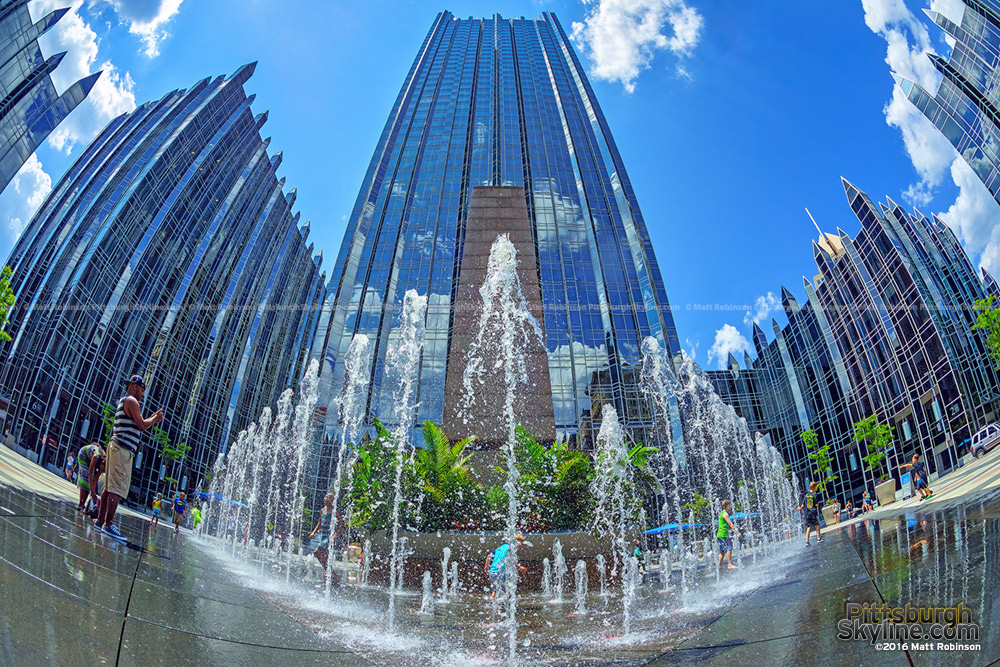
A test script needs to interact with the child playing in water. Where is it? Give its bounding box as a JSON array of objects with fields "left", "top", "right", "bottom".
[
  {"left": 149, "top": 493, "right": 163, "bottom": 531},
  {"left": 716, "top": 499, "right": 742, "bottom": 569}
]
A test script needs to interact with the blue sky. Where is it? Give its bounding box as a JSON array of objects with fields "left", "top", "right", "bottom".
[{"left": 3, "top": 0, "right": 996, "bottom": 370}]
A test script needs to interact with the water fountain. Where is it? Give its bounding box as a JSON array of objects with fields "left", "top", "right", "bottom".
[
  {"left": 574, "top": 560, "right": 588, "bottom": 615},
  {"left": 590, "top": 403, "right": 641, "bottom": 634},
  {"left": 639, "top": 336, "right": 799, "bottom": 585},
  {"left": 419, "top": 571, "right": 435, "bottom": 615},
  {"left": 361, "top": 538, "right": 372, "bottom": 585},
  {"left": 460, "top": 234, "right": 544, "bottom": 664},
  {"left": 623, "top": 556, "right": 640, "bottom": 634},
  {"left": 325, "top": 333, "right": 371, "bottom": 595},
  {"left": 387, "top": 289, "right": 428, "bottom": 628},
  {"left": 193, "top": 239, "right": 807, "bottom": 666},
  {"left": 552, "top": 539, "right": 566, "bottom": 602},
  {"left": 440, "top": 547, "right": 451, "bottom": 602},
  {"left": 596, "top": 554, "right": 607, "bottom": 598}
]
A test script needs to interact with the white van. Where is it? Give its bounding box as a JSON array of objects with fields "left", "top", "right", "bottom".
[{"left": 970, "top": 423, "right": 1000, "bottom": 459}]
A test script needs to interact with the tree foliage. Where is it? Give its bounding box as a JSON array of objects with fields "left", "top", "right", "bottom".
[
  {"left": 801, "top": 429, "right": 836, "bottom": 492},
  {"left": 973, "top": 296, "right": 1000, "bottom": 370},
  {"left": 0, "top": 266, "right": 15, "bottom": 343},
  {"left": 681, "top": 491, "right": 712, "bottom": 525},
  {"left": 853, "top": 415, "right": 895, "bottom": 482}
]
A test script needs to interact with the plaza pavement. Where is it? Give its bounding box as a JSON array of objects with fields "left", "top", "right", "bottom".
[{"left": 1, "top": 442, "right": 998, "bottom": 665}]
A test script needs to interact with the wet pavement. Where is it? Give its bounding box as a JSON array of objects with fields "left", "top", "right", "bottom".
[{"left": 2, "top": 442, "right": 999, "bottom": 665}]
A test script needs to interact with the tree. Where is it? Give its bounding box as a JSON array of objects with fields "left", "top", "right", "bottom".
[
  {"left": 0, "top": 266, "right": 16, "bottom": 342},
  {"left": 854, "top": 415, "right": 895, "bottom": 483},
  {"left": 349, "top": 418, "right": 415, "bottom": 534},
  {"left": 154, "top": 427, "right": 190, "bottom": 464},
  {"left": 973, "top": 296, "right": 1000, "bottom": 369},
  {"left": 153, "top": 427, "right": 190, "bottom": 492},
  {"left": 681, "top": 492, "right": 712, "bottom": 525},
  {"left": 101, "top": 403, "right": 116, "bottom": 442},
  {"left": 801, "top": 429, "right": 836, "bottom": 493}
]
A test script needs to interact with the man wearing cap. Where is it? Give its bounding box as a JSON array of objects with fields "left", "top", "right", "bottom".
[{"left": 94, "top": 374, "right": 163, "bottom": 541}]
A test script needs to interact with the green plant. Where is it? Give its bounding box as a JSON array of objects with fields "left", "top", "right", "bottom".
[
  {"left": 973, "top": 296, "right": 1000, "bottom": 369},
  {"left": 154, "top": 427, "right": 190, "bottom": 463},
  {"left": 348, "top": 418, "right": 416, "bottom": 534},
  {"left": 801, "top": 429, "right": 836, "bottom": 492},
  {"left": 101, "top": 403, "right": 116, "bottom": 442},
  {"left": 511, "top": 428, "right": 594, "bottom": 531},
  {"left": 411, "top": 421, "right": 486, "bottom": 531},
  {"left": 854, "top": 415, "right": 895, "bottom": 483},
  {"left": 681, "top": 492, "right": 712, "bottom": 525},
  {"left": 0, "top": 266, "right": 15, "bottom": 342}
]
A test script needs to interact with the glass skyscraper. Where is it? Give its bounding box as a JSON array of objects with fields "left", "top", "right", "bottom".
[
  {"left": 314, "top": 11, "right": 681, "bottom": 451},
  {"left": 0, "top": 64, "right": 325, "bottom": 502},
  {"left": 0, "top": 0, "right": 99, "bottom": 191},
  {"left": 709, "top": 179, "right": 1000, "bottom": 504},
  {"left": 894, "top": 1, "right": 1000, "bottom": 204}
]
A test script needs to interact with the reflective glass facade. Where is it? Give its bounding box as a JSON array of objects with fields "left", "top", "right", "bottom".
[
  {"left": 313, "top": 11, "right": 681, "bottom": 455},
  {"left": 895, "top": 1, "right": 1000, "bottom": 204},
  {"left": 709, "top": 179, "right": 1000, "bottom": 504},
  {"left": 0, "top": 64, "right": 325, "bottom": 503},
  {"left": 0, "top": 0, "right": 98, "bottom": 191}
]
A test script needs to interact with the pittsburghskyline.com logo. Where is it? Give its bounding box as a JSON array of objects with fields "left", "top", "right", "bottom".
[{"left": 837, "top": 603, "right": 981, "bottom": 652}]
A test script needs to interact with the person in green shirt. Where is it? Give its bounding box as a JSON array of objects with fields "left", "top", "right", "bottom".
[{"left": 716, "top": 499, "right": 741, "bottom": 570}]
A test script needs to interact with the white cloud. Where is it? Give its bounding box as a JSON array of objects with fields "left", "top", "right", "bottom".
[
  {"left": 683, "top": 336, "right": 699, "bottom": 361},
  {"left": 105, "top": 0, "right": 184, "bottom": 58},
  {"left": 862, "top": 0, "right": 948, "bottom": 205},
  {"left": 570, "top": 0, "right": 703, "bottom": 93},
  {"left": 1, "top": 154, "right": 53, "bottom": 239},
  {"left": 862, "top": 0, "right": 1000, "bottom": 278},
  {"left": 743, "top": 291, "right": 781, "bottom": 329},
  {"left": 707, "top": 324, "right": 748, "bottom": 370},
  {"left": 938, "top": 159, "right": 1000, "bottom": 277},
  {"left": 31, "top": 0, "right": 136, "bottom": 155}
]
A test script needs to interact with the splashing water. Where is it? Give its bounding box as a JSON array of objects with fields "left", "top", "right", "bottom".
[
  {"left": 387, "top": 289, "right": 428, "bottom": 629},
  {"left": 639, "top": 336, "right": 798, "bottom": 587},
  {"left": 590, "top": 404, "right": 636, "bottom": 633},
  {"left": 461, "top": 234, "right": 544, "bottom": 666},
  {"left": 552, "top": 539, "right": 566, "bottom": 603},
  {"left": 420, "top": 571, "right": 435, "bottom": 615},
  {"left": 440, "top": 547, "right": 452, "bottom": 602},
  {"left": 326, "top": 333, "right": 371, "bottom": 596},
  {"left": 574, "top": 560, "right": 588, "bottom": 615}
]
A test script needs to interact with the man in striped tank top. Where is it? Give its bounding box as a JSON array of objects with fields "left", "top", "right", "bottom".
[{"left": 94, "top": 374, "right": 164, "bottom": 541}]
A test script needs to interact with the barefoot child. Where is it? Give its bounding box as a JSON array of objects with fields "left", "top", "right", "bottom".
[
  {"left": 308, "top": 493, "right": 344, "bottom": 587},
  {"left": 717, "top": 499, "right": 742, "bottom": 570},
  {"left": 172, "top": 492, "right": 187, "bottom": 535},
  {"left": 149, "top": 493, "right": 163, "bottom": 531},
  {"left": 796, "top": 482, "right": 824, "bottom": 545}
]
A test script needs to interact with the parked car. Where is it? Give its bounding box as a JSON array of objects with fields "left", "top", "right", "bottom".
[{"left": 970, "top": 423, "right": 1000, "bottom": 459}]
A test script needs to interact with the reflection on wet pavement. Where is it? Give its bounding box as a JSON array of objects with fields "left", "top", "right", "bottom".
[{"left": 2, "top": 469, "right": 999, "bottom": 665}]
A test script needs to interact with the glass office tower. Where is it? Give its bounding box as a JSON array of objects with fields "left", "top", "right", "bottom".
[
  {"left": 313, "top": 11, "right": 681, "bottom": 453},
  {"left": 709, "top": 179, "right": 1000, "bottom": 503},
  {"left": 894, "top": 1, "right": 1000, "bottom": 204},
  {"left": 0, "top": 64, "right": 325, "bottom": 502},
  {"left": 0, "top": 0, "right": 99, "bottom": 191}
]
